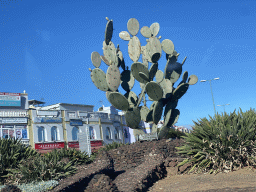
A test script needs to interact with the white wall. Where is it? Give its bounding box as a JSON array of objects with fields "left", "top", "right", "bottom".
[
  {"left": 101, "top": 124, "right": 123, "bottom": 145},
  {"left": 33, "top": 123, "right": 64, "bottom": 143}
]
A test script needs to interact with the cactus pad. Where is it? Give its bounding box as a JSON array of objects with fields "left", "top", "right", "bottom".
[
  {"left": 105, "top": 19, "right": 113, "bottom": 45},
  {"left": 103, "top": 41, "right": 118, "bottom": 66},
  {"left": 125, "top": 107, "right": 141, "bottom": 128},
  {"left": 140, "top": 106, "right": 150, "bottom": 122},
  {"left": 145, "top": 109, "right": 153, "bottom": 123},
  {"left": 172, "top": 83, "right": 189, "bottom": 101},
  {"left": 149, "top": 63, "right": 158, "bottom": 81},
  {"left": 119, "top": 31, "right": 131, "bottom": 41},
  {"left": 127, "top": 18, "right": 140, "bottom": 36},
  {"left": 140, "top": 26, "right": 151, "bottom": 38},
  {"left": 91, "top": 51, "right": 101, "bottom": 68},
  {"left": 106, "top": 65, "right": 121, "bottom": 92},
  {"left": 160, "top": 79, "right": 173, "bottom": 94},
  {"left": 164, "top": 100, "right": 178, "bottom": 117},
  {"left": 151, "top": 53, "right": 161, "bottom": 63},
  {"left": 128, "top": 36, "right": 141, "bottom": 62},
  {"left": 108, "top": 92, "right": 129, "bottom": 111},
  {"left": 161, "top": 39, "right": 174, "bottom": 55},
  {"left": 91, "top": 68, "right": 109, "bottom": 91},
  {"left": 150, "top": 22, "right": 160, "bottom": 37},
  {"left": 164, "top": 58, "right": 183, "bottom": 84},
  {"left": 131, "top": 62, "right": 149, "bottom": 84},
  {"left": 155, "top": 70, "right": 164, "bottom": 83},
  {"left": 137, "top": 83, "right": 147, "bottom": 107},
  {"left": 147, "top": 37, "right": 162, "bottom": 63},
  {"left": 120, "top": 70, "right": 135, "bottom": 91},
  {"left": 124, "top": 91, "right": 138, "bottom": 108},
  {"left": 139, "top": 72, "right": 150, "bottom": 82},
  {"left": 101, "top": 55, "right": 110, "bottom": 66},
  {"left": 164, "top": 108, "right": 180, "bottom": 127},
  {"left": 153, "top": 99, "right": 164, "bottom": 125},
  {"left": 188, "top": 75, "right": 198, "bottom": 85},
  {"left": 146, "top": 81, "right": 163, "bottom": 101}
]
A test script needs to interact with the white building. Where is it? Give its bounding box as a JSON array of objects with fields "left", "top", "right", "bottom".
[{"left": 0, "top": 91, "right": 29, "bottom": 146}]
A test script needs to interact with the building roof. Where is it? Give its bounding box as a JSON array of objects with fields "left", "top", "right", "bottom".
[
  {"left": 28, "top": 100, "right": 45, "bottom": 105},
  {"left": 45, "top": 103, "right": 94, "bottom": 108}
]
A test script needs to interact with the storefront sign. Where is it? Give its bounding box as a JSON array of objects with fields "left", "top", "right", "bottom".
[
  {"left": 0, "top": 92, "right": 21, "bottom": 106},
  {"left": 0, "top": 118, "right": 27, "bottom": 124},
  {"left": 33, "top": 117, "right": 62, "bottom": 123},
  {"left": 70, "top": 119, "right": 83, "bottom": 126},
  {"left": 91, "top": 140, "right": 103, "bottom": 147},
  {"left": 35, "top": 142, "right": 65, "bottom": 150},
  {"left": 37, "top": 110, "right": 59, "bottom": 116},
  {"left": 68, "top": 141, "right": 79, "bottom": 148}
]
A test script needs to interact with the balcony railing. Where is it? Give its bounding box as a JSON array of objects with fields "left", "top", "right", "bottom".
[
  {"left": 78, "top": 112, "right": 124, "bottom": 123},
  {"left": 0, "top": 111, "right": 28, "bottom": 117}
]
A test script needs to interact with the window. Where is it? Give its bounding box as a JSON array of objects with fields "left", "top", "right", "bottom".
[
  {"left": 51, "top": 126, "right": 58, "bottom": 141},
  {"left": 38, "top": 126, "right": 45, "bottom": 142},
  {"left": 68, "top": 112, "right": 76, "bottom": 118},
  {"left": 106, "top": 127, "right": 111, "bottom": 139},
  {"left": 89, "top": 126, "right": 95, "bottom": 140},
  {"left": 114, "top": 128, "right": 119, "bottom": 139},
  {"left": 72, "top": 127, "right": 79, "bottom": 141}
]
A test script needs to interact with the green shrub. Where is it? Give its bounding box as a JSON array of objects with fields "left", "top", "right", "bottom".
[
  {"left": 175, "top": 107, "right": 256, "bottom": 175},
  {"left": 167, "top": 128, "right": 187, "bottom": 139},
  {"left": 0, "top": 137, "right": 41, "bottom": 185}
]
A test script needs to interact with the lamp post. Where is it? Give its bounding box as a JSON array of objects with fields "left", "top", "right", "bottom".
[
  {"left": 217, "top": 103, "right": 230, "bottom": 113},
  {"left": 200, "top": 77, "right": 219, "bottom": 116}
]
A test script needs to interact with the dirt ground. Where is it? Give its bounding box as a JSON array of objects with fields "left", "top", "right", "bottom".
[{"left": 147, "top": 166, "right": 256, "bottom": 192}]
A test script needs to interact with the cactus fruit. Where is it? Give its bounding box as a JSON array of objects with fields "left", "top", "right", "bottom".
[{"left": 89, "top": 17, "right": 198, "bottom": 139}]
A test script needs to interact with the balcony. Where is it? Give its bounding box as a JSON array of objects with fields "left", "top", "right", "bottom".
[{"left": 78, "top": 112, "right": 124, "bottom": 123}]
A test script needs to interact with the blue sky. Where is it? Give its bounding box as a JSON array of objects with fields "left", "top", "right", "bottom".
[{"left": 1, "top": 0, "right": 256, "bottom": 130}]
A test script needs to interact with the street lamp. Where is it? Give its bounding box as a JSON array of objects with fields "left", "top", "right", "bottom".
[
  {"left": 200, "top": 77, "right": 219, "bottom": 116},
  {"left": 217, "top": 103, "right": 230, "bottom": 113}
]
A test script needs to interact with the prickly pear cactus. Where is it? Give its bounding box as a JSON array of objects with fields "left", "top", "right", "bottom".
[{"left": 89, "top": 17, "right": 198, "bottom": 140}]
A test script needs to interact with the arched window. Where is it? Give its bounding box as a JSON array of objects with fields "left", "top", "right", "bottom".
[
  {"left": 114, "top": 128, "right": 119, "bottom": 139},
  {"left": 72, "top": 127, "right": 79, "bottom": 141},
  {"left": 51, "top": 126, "right": 58, "bottom": 141},
  {"left": 106, "top": 127, "right": 111, "bottom": 139},
  {"left": 89, "top": 126, "right": 95, "bottom": 140},
  {"left": 38, "top": 126, "right": 45, "bottom": 142}
]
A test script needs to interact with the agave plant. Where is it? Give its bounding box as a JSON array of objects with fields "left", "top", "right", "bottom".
[
  {"left": 175, "top": 107, "right": 256, "bottom": 175},
  {"left": 0, "top": 137, "right": 41, "bottom": 185}
]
